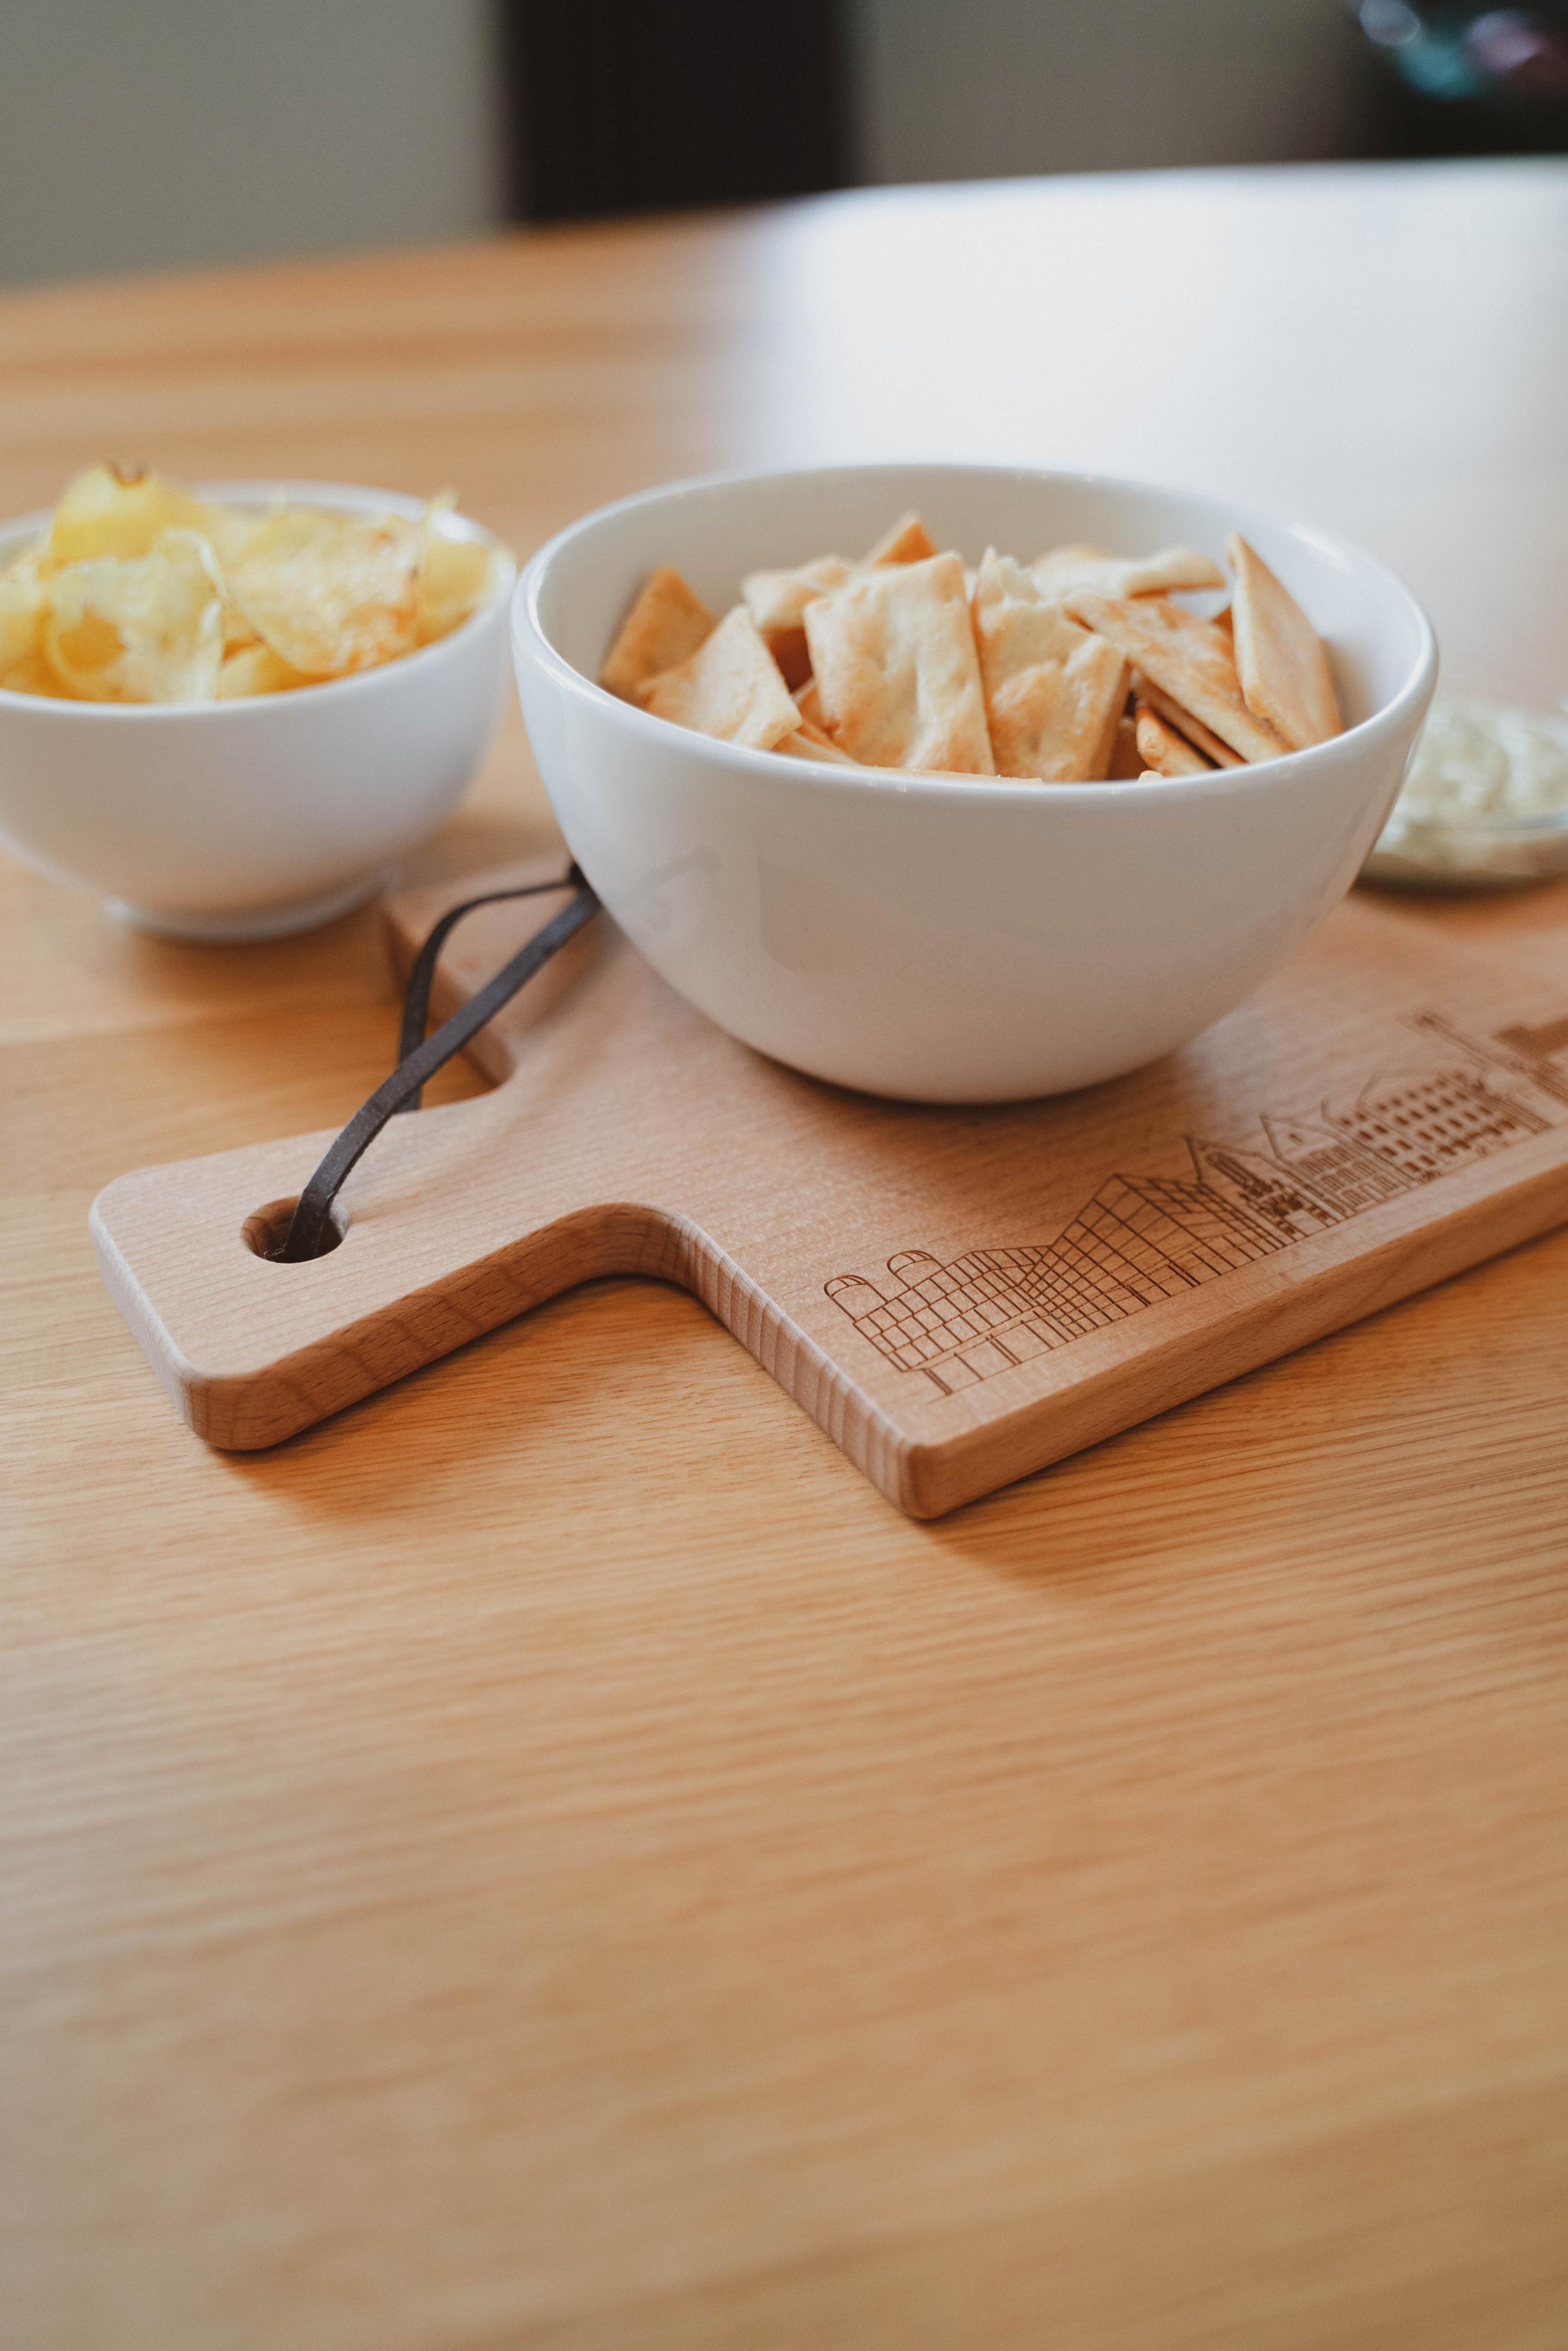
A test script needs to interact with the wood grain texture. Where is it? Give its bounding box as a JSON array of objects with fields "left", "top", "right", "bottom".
[
  {"left": 7, "top": 166, "right": 1568, "bottom": 2350},
  {"left": 91, "top": 869, "right": 1568, "bottom": 1514}
]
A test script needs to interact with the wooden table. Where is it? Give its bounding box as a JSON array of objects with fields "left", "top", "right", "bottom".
[{"left": 6, "top": 164, "right": 1568, "bottom": 2349}]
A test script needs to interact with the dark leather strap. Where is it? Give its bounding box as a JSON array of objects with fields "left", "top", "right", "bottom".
[
  {"left": 273, "top": 871, "right": 600, "bottom": 1264},
  {"left": 393, "top": 869, "right": 592, "bottom": 1112}
]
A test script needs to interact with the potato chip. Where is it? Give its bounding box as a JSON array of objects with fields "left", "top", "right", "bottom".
[
  {"left": 1032, "top": 543, "right": 1227, "bottom": 600},
  {"left": 865, "top": 511, "right": 937, "bottom": 565},
  {"left": 970, "top": 549, "right": 1128, "bottom": 781},
  {"left": 215, "top": 643, "right": 312, "bottom": 698},
  {"left": 0, "top": 649, "right": 70, "bottom": 699},
  {"left": 202, "top": 505, "right": 264, "bottom": 574},
  {"left": 1135, "top": 700, "right": 1213, "bottom": 777},
  {"left": 416, "top": 520, "right": 500, "bottom": 649},
  {"left": 43, "top": 464, "right": 218, "bottom": 570},
  {"left": 601, "top": 564, "right": 716, "bottom": 702},
  {"left": 1063, "top": 591, "right": 1288, "bottom": 764},
  {"left": 43, "top": 528, "right": 224, "bottom": 704},
  {"left": 1227, "top": 533, "right": 1342, "bottom": 750},
  {"left": 1130, "top": 670, "right": 1242, "bottom": 768},
  {"left": 221, "top": 604, "right": 262, "bottom": 656},
  {"left": 804, "top": 553, "right": 994, "bottom": 774},
  {"left": 639, "top": 605, "right": 801, "bottom": 750},
  {"left": 4, "top": 466, "right": 506, "bottom": 702},
  {"left": 0, "top": 548, "right": 46, "bottom": 670},
  {"left": 227, "top": 508, "right": 419, "bottom": 678}
]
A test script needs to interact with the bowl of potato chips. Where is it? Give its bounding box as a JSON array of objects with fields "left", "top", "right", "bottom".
[
  {"left": 513, "top": 462, "right": 1436, "bottom": 1102},
  {"left": 0, "top": 467, "right": 514, "bottom": 940}
]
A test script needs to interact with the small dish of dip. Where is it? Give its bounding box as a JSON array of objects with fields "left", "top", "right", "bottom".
[{"left": 1361, "top": 691, "right": 1568, "bottom": 890}]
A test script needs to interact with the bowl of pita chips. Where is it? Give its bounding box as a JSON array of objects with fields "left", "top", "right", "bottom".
[
  {"left": 513, "top": 464, "right": 1435, "bottom": 1101},
  {"left": 0, "top": 470, "right": 514, "bottom": 940}
]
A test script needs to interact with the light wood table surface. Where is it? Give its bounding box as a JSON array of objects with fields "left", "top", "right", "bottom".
[{"left": 5, "top": 163, "right": 1568, "bottom": 2350}]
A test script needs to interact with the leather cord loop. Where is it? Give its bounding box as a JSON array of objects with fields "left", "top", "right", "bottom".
[
  {"left": 393, "top": 867, "right": 591, "bottom": 1112},
  {"left": 273, "top": 870, "right": 600, "bottom": 1264}
]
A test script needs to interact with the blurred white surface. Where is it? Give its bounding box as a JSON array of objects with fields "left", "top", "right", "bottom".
[{"left": 0, "top": 0, "right": 504, "bottom": 286}]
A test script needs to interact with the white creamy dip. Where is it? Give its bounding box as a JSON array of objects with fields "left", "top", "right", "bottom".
[{"left": 1369, "top": 694, "right": 1568, "bottom": 883}]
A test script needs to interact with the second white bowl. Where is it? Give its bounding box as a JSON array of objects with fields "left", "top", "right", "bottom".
[{"left": 0, "top": 481, "right": 515, "bottom": 942}]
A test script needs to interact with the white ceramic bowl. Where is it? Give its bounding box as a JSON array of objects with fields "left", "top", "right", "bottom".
[
  {"left": 0, "top": 481, "right": 515, "bottom": 941},
  {"left": 513, "top": 463, "right": 1436, "bottom": 1102}
]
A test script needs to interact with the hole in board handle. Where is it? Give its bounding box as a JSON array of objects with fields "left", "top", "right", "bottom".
[{"left": 243, "top": 1196, "right": 347, "bottom": 1262}]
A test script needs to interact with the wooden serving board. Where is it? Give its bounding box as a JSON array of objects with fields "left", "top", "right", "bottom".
[{"left": 92, "top": 860, "right": 1568, "bottom": 1517}]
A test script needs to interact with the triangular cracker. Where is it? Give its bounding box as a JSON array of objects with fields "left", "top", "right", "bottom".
[
  {"left": 1134, "top": 700, "right": 1213, "bottom": 777},
  {"left": 775, "top": 714, "right": 859, "bottom": 765},
  {"left": 1107, "top": 714, "right": 1143, "bottom": 779},
  {"left": 803, "top": 552, "right": 994, "bottom": 773},
  {"left": 742, "top": 555, "right": 856, "bottom": 691},
  {"left": 970, "top": 549, "right": 1128, "bottom": 781},
  {"left": 1032, "top": 543, "right": 1226, "bottom": 600},
  {"left": 742, "top": 555, "right": 854, "bottom": 637},
  {"left": 1131, "top": 670, "right": 1242, "bottom": 768},
  {"left": 864, "top": 511, "right": 938, "bottom": 565},
  {"left": 601, "top": 565, "right": 715, "bottom": 701},
  {"left": 1062, "top": 591, "right": 1288, "bottom": 763},
  {"left": 639, "top": 604, "right": 801, "bottom": 750},
  {"left": 1227, "top": 533, "right": 1342, "bottom": 750},
  {"left": 760, "top": 626, "right": 812, "bottom": 691}
]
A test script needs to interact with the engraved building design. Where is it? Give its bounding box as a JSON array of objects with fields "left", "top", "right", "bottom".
[{"left": 826, "top": 1011, "right": 1567, "bottom": 1397}]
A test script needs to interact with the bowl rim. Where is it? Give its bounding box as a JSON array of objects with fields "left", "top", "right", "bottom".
[
  {"left": 513, "top": 459, "right": 1439, "bottom": 811},
  {"left": 0, "top": 478, "right": 516, "bottom": 720}
]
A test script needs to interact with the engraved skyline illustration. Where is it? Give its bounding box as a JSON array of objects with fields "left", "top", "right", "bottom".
[{"left": 826, "top": 1009, "right": 1568, "bottom": 1397}]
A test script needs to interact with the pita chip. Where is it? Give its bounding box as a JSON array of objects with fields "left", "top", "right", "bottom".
[
  {"left": 757, "top": 625, "right": 812, "bottom": 691},
  {"left": 743, "top": 555, "right": 854, "bottom": 636},
  {"left": 776, "top": 713, "right": 860, "bottom": 765},
  {"left": 1063, "top": 591, "right": 1289, "bottom": 763},
  {"left": 804, "top": 552, "right": 994, "bottom": 773},
  {"left": 1135, "top": 700, "right": 1213, "bottom": 777},
  {"left": 1227, "top": 533, "right": 1342, "bottom": 750},
  {"left": 970, "top": 549, "right": 1128, "bottom": 780},
  {"left": 740, "top": 520, "right": 936, "bottom": 682},
  {"left": 601, "top": 565, "right": 715, "bottom": 702},
  {"left": 1032, "top": 542, "right": 1226, "bottom": 601},
  {"left": 742, "top": 553, "right": 854, "bottom": 687},
  {"left": 1107, "top": 714, "right": 1143, "bottom": 779},
  {"left": 864, "top": 511, "right": 938, "bottom": 566},
  {"left": 639, "top": 604, "right": 801, "bottom": 750},
  {"left": 1131, "top": 669, "right": 1242, "bottom": 768}
]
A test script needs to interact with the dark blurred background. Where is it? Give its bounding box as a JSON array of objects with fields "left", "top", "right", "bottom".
[{"left": 2, "top": 0, "right": 1566, "bottom": 284}]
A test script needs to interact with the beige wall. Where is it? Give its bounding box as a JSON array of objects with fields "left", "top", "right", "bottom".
[
  {"left": 0, "top": 0, "right": 504, "bottom": 286},
  {"left": 0, "top": 1, "right": 1375, "bottom": 290},
  {"left": 851, "top": 0, "right": 1373, "bottom": 184}
]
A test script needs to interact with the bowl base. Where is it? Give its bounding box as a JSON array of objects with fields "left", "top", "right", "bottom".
[{"left": 106, "top": 868, "right": 393, "bottom": 944}]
